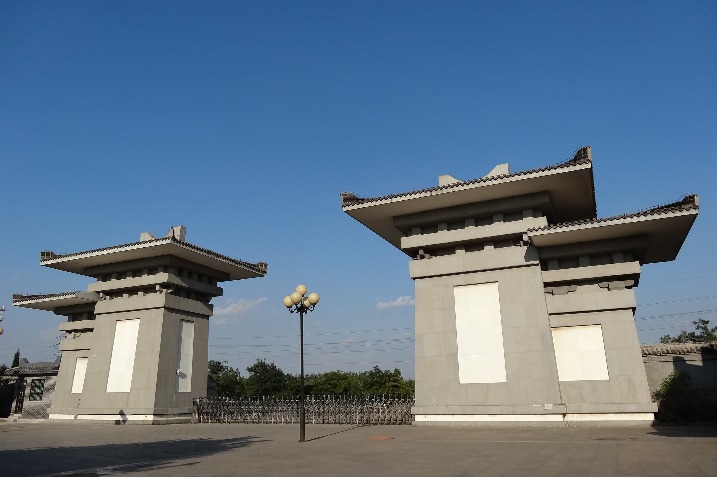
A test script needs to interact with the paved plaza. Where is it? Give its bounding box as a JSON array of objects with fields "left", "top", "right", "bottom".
[{"left": 1, "top": 421, "right": 716, "bottom": 476}]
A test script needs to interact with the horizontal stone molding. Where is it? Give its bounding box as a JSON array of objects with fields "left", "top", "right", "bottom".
[
  {"left": 535, "top": 235, "right": 649, "bottom": 261},
  {"left": 409, "top": 246, "right": 538, "bottom": 279},
  {"left": 546, "top": 288, "right": 636, "bottom": 315},
  {"left": 541, "top": 261, "right": 640, "bottom": 284},
  {"left": 88, "top": 272, "right": 222, "bottom": 297},
  {"left": 49, "top": 406, "right": 193, "bottom": 415},
  {"left": 564, "top": 413, "right": 655, "bottom": 423},
  {"left": 401, "top": 216, "right": 547, "bottom": 251},
  {"left": 563, "top": 402, "right": 657, "bottom": 413},
  {"left": 59, "top": 319, "right": 96, "bottom": 332},
  {"left": 48, "top": 413, "right": 192, "bottom": 424},
  {"left": 549, "top": 309, "right": 635, "bottom": 328},
  {"left": 413, "top": 412, "right": 655, "bottom": 425},
  {"left": 414, "top": 414, "right": 565, "bottom": 423},
  {"left": 58, "top": 333, "right": 93, "bottom": 351},
  {"left": 412, "top": 404, "right": 568, "bottom": 415},
  {"left": 94, "top": 294, "right": 212, "bottom": 317},
  {"left": 393, "top": 191, "right": 554, "bottom": 231}
]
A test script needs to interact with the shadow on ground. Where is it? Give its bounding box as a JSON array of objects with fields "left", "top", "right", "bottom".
[
  {"left": 0, "top": 435, "right": 268, "bottom": 476},
  {"left": 306, "top": 425, "right": 365, "bottom": 442},
  {"left": 648, "top": 423, "right": 717, "bottom": 438}
]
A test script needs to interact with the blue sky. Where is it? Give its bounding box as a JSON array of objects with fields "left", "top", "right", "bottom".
[{"left": 1, "top": 1, "right": 715, "bottom": 379}]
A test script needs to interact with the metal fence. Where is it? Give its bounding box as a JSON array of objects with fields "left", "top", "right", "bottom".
[{"left": 193, "top": 395, "right": 415, "bottom": 425}]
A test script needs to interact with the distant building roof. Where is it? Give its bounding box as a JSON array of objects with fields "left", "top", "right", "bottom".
[
  {"left": 641, "top": 342, "right": 717, "bottom": 356},
  {"left": 3, "top": 357, "right": 60, "bottom": 376}
]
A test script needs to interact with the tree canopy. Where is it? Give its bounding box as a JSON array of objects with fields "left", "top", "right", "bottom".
[
  {"left": 208, "top": 359, "right": 414, "bottom": 398},
  {"left": 660, "top": 319, "right": 717, "bottom": 344}
]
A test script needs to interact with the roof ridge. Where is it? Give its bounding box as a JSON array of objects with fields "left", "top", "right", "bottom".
[
  {"left": 39, "top": 236, "right": 267, "bottom": 276},
  {"left": 527, "top": 194, "right": 699, "bottom": 233},
  {"left": 341, "top": 146, "right": 593, "bottom": 208},
  {"left": 13, "top": 291, "right": 86, "bottom": 303}
]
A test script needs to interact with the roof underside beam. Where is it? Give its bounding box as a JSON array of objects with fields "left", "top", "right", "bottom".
[{"left": 392, "top": 191, "right": 555, "bottom": 233}]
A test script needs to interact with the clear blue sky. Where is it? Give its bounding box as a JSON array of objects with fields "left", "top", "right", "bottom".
[{"left": 1, "top": 1, "right": 715, "bottom": 379}]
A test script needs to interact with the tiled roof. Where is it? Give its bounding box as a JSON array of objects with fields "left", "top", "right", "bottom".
[
  {"left": 41, "top": 236, "right": 268, "bottom": 276},
  {"left": 341, "top": 146, "right": 593, "bottom": 208},
  {"left": 12, "top": 291, "right": 85, "bottom": 304},
  {"left": 3, "top": 359, "right": 60, "bottom": 376},
  {"left": 641, "top": 342, "right": 717, "bottom": 356},
  {"left": 526, "top": 194, "right": 699, "bottom": 234}
]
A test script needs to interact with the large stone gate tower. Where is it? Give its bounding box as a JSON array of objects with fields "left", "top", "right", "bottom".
[
  {"left": 341, "top": 147, "right": 698, "bottom": 425},
  {"left": 14, "top": 226, "right": 267, "bottom": 423}
]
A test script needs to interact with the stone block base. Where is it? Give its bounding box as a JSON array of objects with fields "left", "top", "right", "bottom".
[
  {"left": 49, "top": 413, "right": 192, "bottom": 425},
  {"left": 413, "top": 412, "right": 655, "bottom": 427}
]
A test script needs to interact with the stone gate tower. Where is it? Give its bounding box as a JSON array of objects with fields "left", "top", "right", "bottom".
[
  {"left": 14, "top": 226, "right": 267, "bottom": 423},
  {"left": 341, "top": 147, "right": 698, "bottom": 426}
]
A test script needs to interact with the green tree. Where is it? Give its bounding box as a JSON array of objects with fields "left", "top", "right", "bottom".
[
  {"left": 11, "top": 349, "right": 19, "bottom": 368},
  {"left": 208, "top": 360, "right": 245, "bottom": 398},
  {"left": 660, "top": 319, "right": 717, "bottom": 344},
  {"left": 652, "top": 370, "right": 715, "bottom": 422},
  {"left": 358, "top": 366, "right": 414, "bottom": 395},
  {"left": 308, "top": 371, "right": 361, "bottom": 395},
  {"left": 245, "top": 359, "right": 290, "bottom": 397}
]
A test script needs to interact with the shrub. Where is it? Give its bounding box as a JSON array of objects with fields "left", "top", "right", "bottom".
[{"left": 653, "top": 370, "right": 714, "bottom": 423}]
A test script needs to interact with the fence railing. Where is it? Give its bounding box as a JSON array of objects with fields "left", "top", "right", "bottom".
[{"left": 193, "top": 395, "right": 415, "bottom": 425}]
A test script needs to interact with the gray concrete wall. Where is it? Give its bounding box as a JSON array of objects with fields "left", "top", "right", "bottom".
[
  {"left": 551, "top": 309, "right": 655, "bottom": 413},
  {"left": 52, "top": 296, "right": 212, "bottom": 419},
  {"left": 412, "top": 246, "right": 564, "bottom": 417}
]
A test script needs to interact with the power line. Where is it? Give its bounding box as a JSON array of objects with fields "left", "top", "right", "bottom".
[
  {"left": 213, "top": 344, "right": 414, "bottom": 359},
  {"left": 638, "top": 295, "right": 717, "bottom": 307},
  {"left": 211, "top": 326, "right": 413, "bottom": 341},
  {"left": 635, "top": 309, "right": 717, "bottom": 321},
  {"left": 209, "top": 336, "right": 414, "bottom": 348}
]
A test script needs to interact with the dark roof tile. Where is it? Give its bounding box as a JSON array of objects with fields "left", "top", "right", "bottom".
[
  {"left": 526, "top": 194, "right": 698, "bottom": 234},
  {"left": 641, "top": 342, "right": 716, "bottom": 356}
]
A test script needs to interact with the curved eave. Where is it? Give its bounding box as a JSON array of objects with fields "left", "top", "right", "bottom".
[
  {"left": 40, "top": 238, "right": 267, "bottom": 281},
  {"left": 342, "top": 161, "right": 595, "bottom": 251},
  {"left": 527, "top": 207, "right": 698, "bottom": 264},
  {"left": 13, "top": 292, "right": 100, "bottom": 311}
]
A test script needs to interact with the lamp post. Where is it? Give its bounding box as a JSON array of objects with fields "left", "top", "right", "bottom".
[
  {"left": 0, "top": 305, "right": 5, "bottom": 336},
  {"left": 283, "top": 284, "right": 320, "bottom": 442}
]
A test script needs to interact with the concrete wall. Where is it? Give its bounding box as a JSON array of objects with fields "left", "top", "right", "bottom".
[
  {"left": 50, "top": 286, "right": 211, "bottom": 423},
  {"left": 412, "top": 246, "right": 566, "bottom": 422},
  {"left": 643, "top": 350, "right": 717, "bottom": 408},
  {"left": 410, "top": 225, "right": 657, "bottom": 424}
]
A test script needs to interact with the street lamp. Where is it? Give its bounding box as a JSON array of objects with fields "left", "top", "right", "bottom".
[
  {"left": 0, "top": 305, "right": 5, "bottom": 335},
  {"left": 283, "top": 284, "right": 320, "bottom": 442}
]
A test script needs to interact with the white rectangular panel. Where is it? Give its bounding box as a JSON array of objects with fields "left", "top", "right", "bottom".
[
  {"left": 71, "top": 357, "right": 88, "bottom": 394},
  {"left": 177, "top": 320, "right": 194, "bottom": 392},
  {"left": 106, "top": 319, "right": 140, "bottom": 392},
  {"left": 454, "top": 282, "right": 507, "bottom": 383},
  {"left": 552, "top": 325, "right": 609, "bottom": 381}
]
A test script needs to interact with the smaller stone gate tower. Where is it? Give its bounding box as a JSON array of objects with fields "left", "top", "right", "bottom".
[{"left": 14, "top": 226, "right": 267, "bottom": 424}]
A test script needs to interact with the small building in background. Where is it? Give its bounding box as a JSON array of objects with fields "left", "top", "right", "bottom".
[
  {"left": 13, "top": 226, "right": 267, "bottom": 424},
  {"left": 0, "top": 357, "right": 60, "bottom": 419},
  {"left": 342, "top": 146, "right": 699, "bottom": 426}
]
